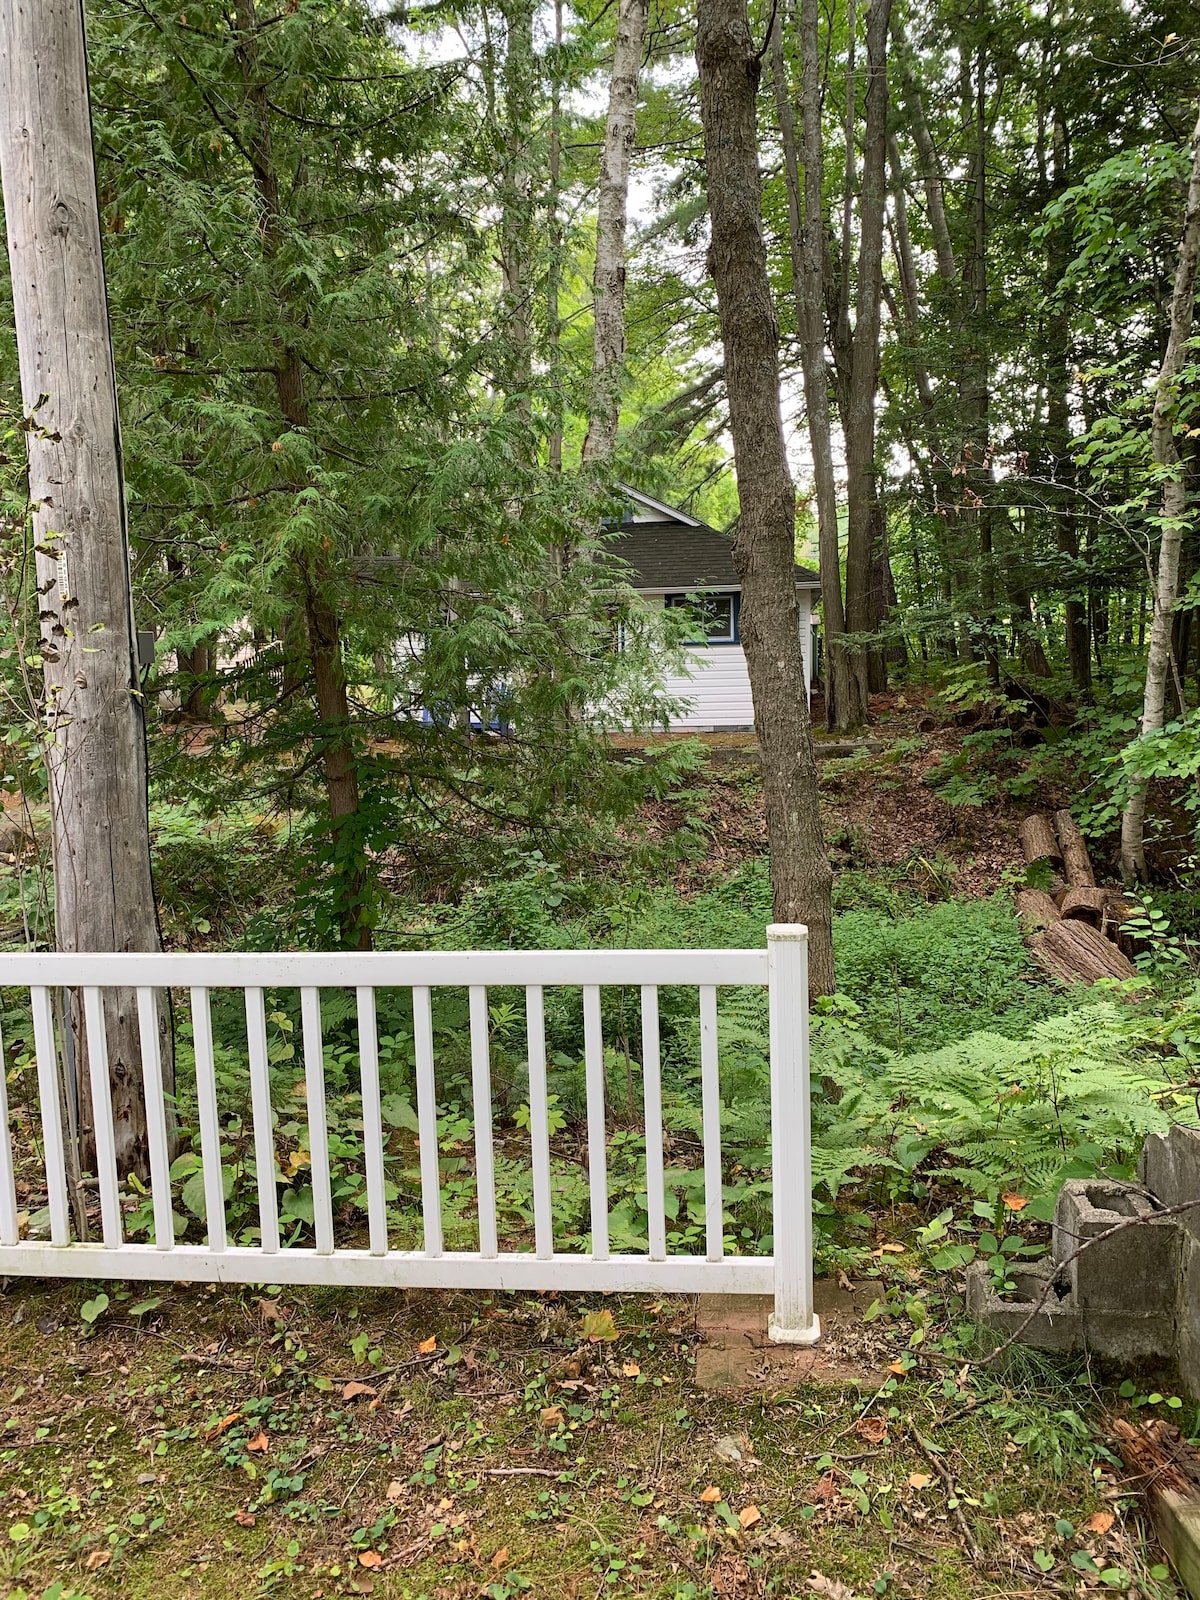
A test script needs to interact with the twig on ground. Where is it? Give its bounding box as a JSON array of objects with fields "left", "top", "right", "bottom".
[
  {"left": 480, "top": 1466, "right": 569, "bottom": 1478},
  {"left": 912, "top": 1427, "right": 983, "bottom": 1564}
]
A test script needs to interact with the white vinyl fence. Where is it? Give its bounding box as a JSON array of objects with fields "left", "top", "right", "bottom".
[{"left": 0, "top": 926, "right": 819, "bottom": 1344}]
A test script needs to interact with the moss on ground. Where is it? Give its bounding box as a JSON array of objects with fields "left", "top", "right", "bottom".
[{"left": 0, "top": 1280, "right": 1184, "bottom": 1600}]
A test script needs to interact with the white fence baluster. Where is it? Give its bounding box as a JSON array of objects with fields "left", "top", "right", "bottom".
[
  {"left": 469, "top": 985, "right": 497, "bottom": 1258},
  {"left": 30, "top": 986, "right": 69, "bottom": 1245},
  {"left": 244, "top": 987, "right": 279, "bottom": 1254},
  {"left": 766, "top": 926, "right": 820, "bottom": 1344},
  {"left": 699, "top": 985, "right": 723, "bottom": 1263},
  {"left": 300, "top": 988, "right": 334, "bottom": 1256},
  {"left": 583, "top": 985, "right": 609, "bottom": 1261},
  {"left": 189, "top": 987, "right": 226, "bottom": 1253},
  {"left": 82, "top": 988, "right": 121, "bottom": 1248},
  {"left": 136, "top": 988, "right": 175, "bottom": 1252},
  {"left": 412, "top": 986, "right": 443, "bottom": 1257},
  {"left": 0, "top": 1007, "right": 18, "bottom": 1247},
  {"left": 356, "top": 987, "right": 388, "bottom": 1257},
  {"left": 525, "top": 985, "right": 553, "bottom": 1260},
  {"left": 640, "top": 985, "right": 666, "bottom": 1262}
]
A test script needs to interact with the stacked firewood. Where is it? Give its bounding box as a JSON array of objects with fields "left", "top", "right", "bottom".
[{"left": 1016, "top": 811, "right": 1138, "bottom": 983}]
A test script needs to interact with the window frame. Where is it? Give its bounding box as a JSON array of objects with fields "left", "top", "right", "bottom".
[{"left": 664, "top": 589, "right": 740, "bottom": 646}]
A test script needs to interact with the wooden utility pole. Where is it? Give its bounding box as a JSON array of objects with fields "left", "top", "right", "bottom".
[
  {"left": 0, "top": 0, "right": 167, "bottom": 1173},
  {"left": 695, "top": 0, "right": 835, "bottom": 994}
]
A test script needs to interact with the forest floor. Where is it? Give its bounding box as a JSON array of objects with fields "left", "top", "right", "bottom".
[{"left": 0, "top": 1275, "right": 1172, "bottom": 1600}]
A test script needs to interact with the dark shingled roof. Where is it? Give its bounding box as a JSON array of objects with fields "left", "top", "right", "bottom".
[{"left": 606, "top": 519, "right": 819, "bottom": 591}]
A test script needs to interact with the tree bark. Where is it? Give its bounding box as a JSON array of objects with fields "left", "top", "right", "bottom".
[
  {"left": 581, "top": 0, "right": 648, "bottom": 465},
  {"left": 770, "top": 0, "right": 853, "bottom": 731},
  {"left": 0, "top": 0, "right": 169, "bottom": 1177},
  {"left": 696, "top": 0, "right": 834, "bottom": 995},
  {"left": 841, "top": 0, "right": 891, "bottom": 718},
  {"left": 1120, "top": 107, "right": 1200, "bottom": 883}
]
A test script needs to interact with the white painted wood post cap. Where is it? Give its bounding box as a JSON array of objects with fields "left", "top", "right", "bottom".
[{"left": 766, "top": 924, "right": 808, "bottom": 941}]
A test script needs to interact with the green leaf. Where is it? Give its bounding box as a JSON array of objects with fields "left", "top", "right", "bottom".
[
  {"left": 380, "top": 1094, "right": 419, "bottom": 1133},
  {"left": 80, "top": 1293, "right": 109, "bottom": 1327}
]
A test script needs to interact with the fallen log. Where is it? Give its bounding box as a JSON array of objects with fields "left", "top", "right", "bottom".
[
  {"left": 1112, "top": 1418, "right": 1200, "bottom": 1599},
  {"left": 1015, "top": 889, "right": 1061, "bottom": 932},
  {"left": 1032, "top": 918, "right": 1137, "bottom": 984},
  {"left": 1053, "top": 808, "right": 1096, "bottom": 887},
  {"left": 1019, "top": 813, "right": 1062, "bottom": 867},
  {"left": 1060, "top": 886, "right": 1110, "bottom": 926}
]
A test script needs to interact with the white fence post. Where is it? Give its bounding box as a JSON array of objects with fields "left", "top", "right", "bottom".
[{"left": 766, "top": 924, "right": 820, "bottom": 1345}]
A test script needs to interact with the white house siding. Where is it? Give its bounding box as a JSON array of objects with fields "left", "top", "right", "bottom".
[{"left": 635, "top": 590, "right": 813, "bottom": 732}]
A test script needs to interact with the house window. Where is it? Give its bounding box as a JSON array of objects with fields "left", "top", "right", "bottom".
[{"left": 665, "top": 591, "right": 738, "bottom": 644}]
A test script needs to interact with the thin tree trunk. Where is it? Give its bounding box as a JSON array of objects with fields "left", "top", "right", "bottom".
[
  {"left": 234, "top": 0, "right": 367, "bottom": 946},
  {"left": 770, "top": 1, "right": 853, "bottom": 731},
  {"left": 581, "top": 0, "right": 648, "bottom": 464},
  {"left": 547, "top": 0, "right": 564, "bottom": 473},
  {"left": 1121, "top": 107, "right": 1200, "bottom": 882},
  {"left": 841, "top": 0, "right": 891, "bottom": 717},
  {"left": 696, "top": 0, "right": 834, "bottom": 994}
]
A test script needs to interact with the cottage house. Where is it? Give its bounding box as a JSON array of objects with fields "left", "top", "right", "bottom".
[{"left": 608, "top": 486, "right": 820, "bottom": 732}]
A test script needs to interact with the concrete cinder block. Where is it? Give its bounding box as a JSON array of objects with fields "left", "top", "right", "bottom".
[
  {"left": 1139, "top": 1125, "right": 1200, "bottom": 1244},
  {"left": 1053, "top": 1179, "right": 1180, "bottom": 1314},
  {"left": 965, "top": 1260, "right": 1081, "bottom": 1353}
]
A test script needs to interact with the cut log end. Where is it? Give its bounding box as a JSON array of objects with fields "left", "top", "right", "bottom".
[{"left": 1060, "top": 885, "right": 1110, "bottom": 926}]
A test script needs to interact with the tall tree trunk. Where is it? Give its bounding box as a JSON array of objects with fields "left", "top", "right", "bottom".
[
  {"left": 0, "top": 0, "right": 169, "bottom": 1177},
  {"left": 547, "top": 0, "right": 564, "bottom": 473},
  {"left": 841, "top": 0, "right": 891, "bottom": 716},
  {"left": 234, "top": 0, "right": 367, "bottom": 946},
  {"left": 499, "top": 0, "right": 536, "bottom": 424},
  {"left": 696, "top": 0, "right": 834, "bottom": 995},
  {"left": 770, "top": 1, "right": 854, "bottom": 731},
  {"left": 1121, "top": 107, "right": 1200, "bottom": 883},
  {"left": 581, "top": 0, "right": 648, "bottom": 465}
]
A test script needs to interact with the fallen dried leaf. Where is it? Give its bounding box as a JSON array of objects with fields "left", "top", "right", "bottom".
[
  {"left": 836, "top": 1269, "right": 855, "bottom": 1292},
  {"left": 539, "top": 1405, "right": 564, "bottom": 1428},
  {"left": 359, "top": 1550, "right": 383, "bottom": 1569},
  {"left": 810, "top": 1475, "right": 838, "bottom": 1503},
  {"left": 235, "top": 1509, "right": 256, "bottom": 1527},
  {"left": 246, "top": 1430, "right": 269, "bottom": 1454},
  {"left": 700, "top": 1486, "right": 723, "bottom": 1504},
  {"left": 906, "top": 1472, "right": 932, "bottom": 1490},
  {"left": 85, "top": 1550, "right": 111, "bottom": 1571},
  {"left": 621, "top": 1362, "right": 641, "bottom": 1377},
  {"left": 807, "top": 1573, "right": 856, "bottom": 1599},
  {"left": 854, "top": 1415, "right": 887, "bottom": 1445},
  {"left": 385, "top": 1480, "right": 404, "bottom": 1501},
  {"left": 491, "top": 1546, "right": 509, "bottom": 1571},
  {"left": 203, "top": 1411, "right": 242, "bottom": 1442},
  {"left": 342, "top": 1381, "right": 378, "bottom": 1401},
  {"left": 887, "top": 1361, "right": 905, "bottom": 1375},
  {"left": 738, "top": 1504, "right": 763, "bottom": 1529},
  {"left": 258, "top": 1298, "right": 284, "bottom": 1323},
  {"left": 350, "top": 1576, "right": 374, "bottom": 1595},
  {"left": 1002, "top": 1192, "right": 1029, "bottom": 1211},
  {"left": 1083, "top": 1510, "right": 1114, "bottom": 1535},
  {"left": 580, "top": 1309, "right": 619, "bottom": 1343},
  {"left": 417, "top": 1336, "right": 437, "bottom": 1354}
]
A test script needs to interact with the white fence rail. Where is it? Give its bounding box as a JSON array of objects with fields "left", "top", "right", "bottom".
[{"left": 0, "top": 927, "right": 819, "bottom": 1344}]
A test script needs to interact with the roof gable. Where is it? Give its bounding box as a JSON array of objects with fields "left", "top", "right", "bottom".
[{"left": 605, "top": 485, "right": 819, "bottom": 591}]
